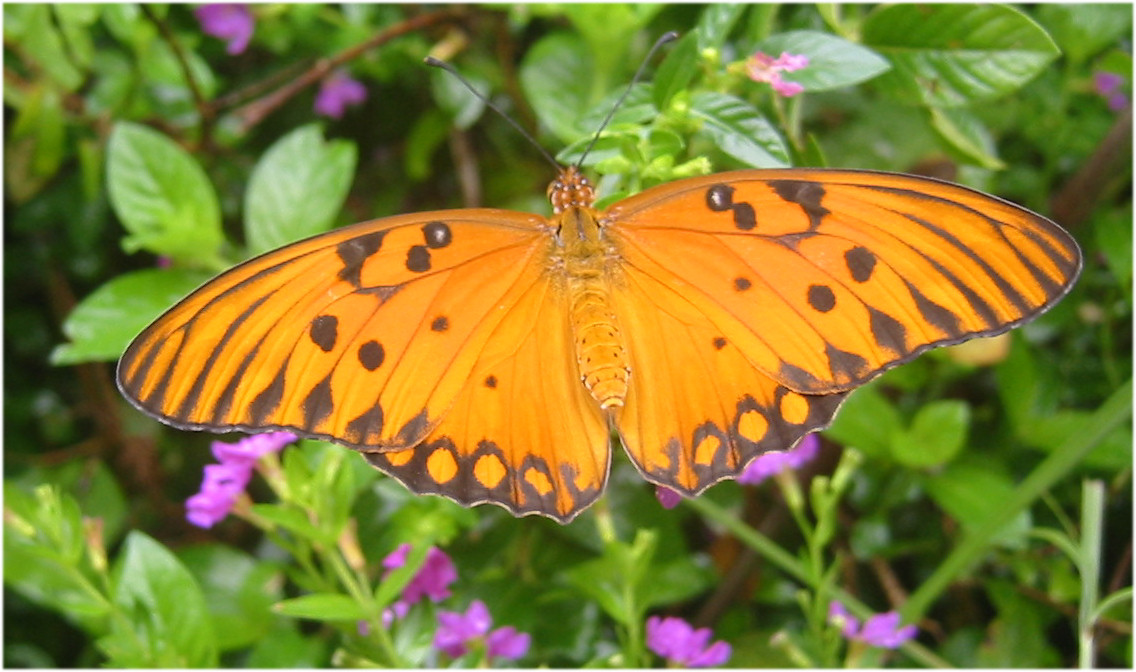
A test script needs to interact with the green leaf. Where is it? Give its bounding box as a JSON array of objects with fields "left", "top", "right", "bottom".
[
  {"left": 521, "top": 32, "right": 594, "bottom": 145},
  {"left": 653, "top": 33, "right": 700, "bottom": 109},
  {"left": 757, "top": 30, "right": 891, "bottom": 92},
  {"left": 921, "top": 458, "right": 1029, "bottom": 543},
  {"left": 106, "top": 122, "right": 224, "bottom": 264},
  {"left": 178, "top": 545, "right": 283, "bottom": 652},
  {"left": 1036, "top": 4, "right": 1132, "bottom": 66},
  {"left": 823, "top": 386, "right": 900, "bottom": 460},
  {"left": 929, "top": 107, "right": 1006, "bottom": 170},
  {"left": 891, "top": 400, "right": 970, "bottom": 468},
  {"left": 274, "top": 593, "right": 369, "bottom": 622},
  {"left": 3, "top": 5, "right": 83, "bottom": 90},
  {"left": 6, "top": 83, "right": 67, "bottom": 202},
  {"left": 689, "top": 91, "right": 789, "bottom": 168},
  {"left": 245, "top": 124, "right": 357, "bottom": 256},
  {"left": 430, "top": 66, "right": 487, "bottom": 131},
  {"left": 695, "top": 4, "right": 747, "bottom": 51},
  {"left": 51, "top": 268, "right": 210, "bottom": 365},
  {"left": 3, "top": 486, "right": 111, "bottom": 631},
  {"left": 248, "top": 504, "right": 324, "bottom": 542},
  {"left": 100, "top": 531, "right": 218, "bottom": 667},
  {"left": 863, "top": 4, "right": 1060, "bottom": 107}
]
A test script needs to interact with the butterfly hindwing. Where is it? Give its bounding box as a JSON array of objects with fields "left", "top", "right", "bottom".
[{"left": 612, "top": 257, "right": 847, "bottom": 494}]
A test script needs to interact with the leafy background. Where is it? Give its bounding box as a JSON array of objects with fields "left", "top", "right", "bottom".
[{"left": 4, "top": 3, "right": 1132, "bottom": 668}]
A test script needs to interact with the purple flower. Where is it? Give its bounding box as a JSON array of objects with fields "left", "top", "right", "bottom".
[
  {"left": 828, "top": 601, "right": 918, "bottom": 649},
  {"left": 656, "top": 486, "right": 683, "bottom": 509},
  {"left": 315, "top": 71, "right": 367, "bottom": 119},
  {"left": 185, "top": 432, "right": 297, "bottom": 528},
  {"left": 380, "top": 544, "right": 458, "bottom": 625},
  {"left": 434, "top": 600, "right": 531, "bottom": 662},
  {"left": 746, "top": 51, "right": 809, "bottom": 97},
  {"left": 738, "top": 433, "right": 820, "bottom": 485},
  {"left": 194, "top": 4, "right": 254, "bottom": 55},
  {"left": 646, "top": 615, "right": 732, "bottom": 667},
  {"left": 1093, "top": 71, "right": 1129, "bottom": 112}
]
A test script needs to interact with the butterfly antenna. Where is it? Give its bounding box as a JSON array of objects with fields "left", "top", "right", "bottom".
[
  {"left": 576, "top": 31, "right": 679, "bottom": 168},
  {"left": 425, "top": 56, "right": 561, "bottom": 172}
]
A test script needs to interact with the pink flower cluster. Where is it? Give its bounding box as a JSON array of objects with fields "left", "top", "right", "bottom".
[
  {"left": 746, "top": 51, "right": 810, "bottom": 97},
  {"left": 185, "top": 432, "right": 298, "bottom": 528}
]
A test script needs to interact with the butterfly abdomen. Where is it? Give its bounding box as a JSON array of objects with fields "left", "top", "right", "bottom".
[{"left": 570, "top": 278, "right": 629, "bottom": 409}]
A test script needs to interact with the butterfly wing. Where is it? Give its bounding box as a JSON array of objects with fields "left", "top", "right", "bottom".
[
  {"left": 606, "top": 169, "right": 1081, "bottom": 396},
  {"left": 610, "top": 257, "right": 846, "bottom": 494},
  {"left": 118, "top": 210, "right": 609, "bottom": 520}
]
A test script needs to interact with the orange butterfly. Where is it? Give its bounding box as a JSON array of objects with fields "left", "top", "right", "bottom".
[{"left": 117, "top": 158, "right": 1081, "bottom": 522}]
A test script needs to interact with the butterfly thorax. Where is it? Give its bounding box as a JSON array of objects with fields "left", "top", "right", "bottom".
[{"left": 549, "top": 168, "right": 630, "bottom": 412}]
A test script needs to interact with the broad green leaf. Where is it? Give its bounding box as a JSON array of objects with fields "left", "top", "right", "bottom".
[
  {"left": 521, "top": 32, "right": 594, "bottom": 145},
  {"left": 653, "top": 33, "right": 700, "bottom": 109},
  {"left": 178, "top": 545, "right": 283, "bottom": 652},
  {"left": 890, "top": 400, "right": 970, "bottom": 468},
  {"left": 51, "top": 268, "right": 209, "bottom": 365},
  {"left": 921, "top": 458, "right": 1030, "bottom": 544},
  {"left": 5, "top": 83, "right": 67, "bottom": 203},
  {"left": 52, "top": 268, "right": 207, "bottom": 365},
  {"left": 1036, "top": 4, "right": 1132, "bottom": 66},
  {"left": 3, "top": 487, "right": 110, "bottom": 631},
  {"left": 3, "top": 5, "right": 83, "bottom": 90},
  {"left": 274, "top": 593, "right": 369, "bottom": 622},
  {"left": 430, "top": 66, "right": 487, "bottom": 131},
  {"left": 107, "top": 122, "right": 224, "bottom": 264},
  {"left": 822, "top": 386, "right": 899, "bottom": 460},
  {"left": 245, "top": 124, "right": 357, "bottom": 256},
  {"left": 101, "top": 532, "right": 217, "bottom": 667},
  {"left": 929, "top": 107, "right": 1006, "bottom": 170},
  {"left": 695, "top": 4, "right": 747, "bottom": 51},
  {"left": 863, "top": 4, "right": 1059, "bottom": 107},
  {"left": 757, "top": 31, "right": 891, "bottom": 92},
  {"left": 689, "top": 91, "right": 789, "bottom": 167}
]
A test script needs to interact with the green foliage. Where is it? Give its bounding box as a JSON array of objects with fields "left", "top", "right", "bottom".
[{"left": 5, "top": 3, "right": 1130, "bottom": 669}]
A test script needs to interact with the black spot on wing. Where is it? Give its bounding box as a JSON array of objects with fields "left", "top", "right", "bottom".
[
  {"left": 732, "top": 202, "right": 757, "bottom": 231},
  {"left": 345, "top": 402, "right": 385, "bottom": 444},
  {"left": 431, "top": 316, "right": 449, "bottom": 332},
  {"left": 249, "top": 365, "right": 287, "bottom": 425},
  {"left": 807, "top": 285, "right": 836, "bottom": 313},
  {"left": 770, "top": 180, "right": 829, "bottom": 230},
  {"left": 301, "top": 374, "right": 334, "bottom": 429},
  {"left": 867, "top": 307, "right": 908, "bottom": 356},
  {"left": 825, "top": 342, "right": 870, "bottom": 383},
  {"left": 358, "top": 340, "right": 385, "bottom": 371},
  {"left": 337, "top": 232, "right": 386, "bottom": 287},
  {"left": 706, "top": 184, "right": 735, "bottom": 211},
  {"left": 423, "top": 221, "right": 452, "bottom": 249},
  {"left": 395, "top": 408, "right": 429, "bottom": 445},
  {"left": 310, "top": 315, "right": 338, "bottom": 352},
  {"left": 734, "top": 276, "right": 752, "bottom": 291},
  {"left": 845, "top": 246, "right": 876, "bottom": 283},
  {"left": 406, "top": 246, "right": 431, "bottom": 273}
]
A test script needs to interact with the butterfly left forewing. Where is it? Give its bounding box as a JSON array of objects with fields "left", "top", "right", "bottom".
[
  {"left": 118, "top": 210, "right": 550, "bottom": 448},
  {"left": 606, "top": 169, "right": 1081, "bottom": 394}
]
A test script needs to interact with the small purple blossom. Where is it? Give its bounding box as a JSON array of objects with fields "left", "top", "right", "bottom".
[
  {"left": 1093, "top": 71, "right": 1129, "bottom": 112},
  {"left": 656, "top": 486, "right": 683, "bottom": 509},
  {"left": 434, "top": 600, "right": 531, "bottom": 662},
  {"left": 746, "top": 51, "right": 809, "bottom": 97},
  {"left": 194, "top": 4, "right": 254, "bottom": 55},
  {"left": 380, "top": 544, "right": 458, "bottom": 625},
  {"left": 646, "top": 615, "right": 732, "bottom": 668},
  {"left": 828, "top": 601, "right": 918, "bottom": 649},
  {"left": 738, "top": 433, "right": 820, "bottom": 485},
  {"left": 315, "top": 71, "right": 367, "bottom": 119},
  {"left": 185, "top": 432, "right": 297, "bottom": 528}
]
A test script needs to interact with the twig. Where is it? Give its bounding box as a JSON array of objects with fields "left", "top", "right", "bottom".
[
  {"left": 140, "top": 5, "right": 213, "bottom": 144},
  {"left": 231, "top": 7, "right": 468, "bottom": 135}
]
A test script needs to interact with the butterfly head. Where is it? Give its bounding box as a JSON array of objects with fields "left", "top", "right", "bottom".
[{"left": 548, "top": 167, "right": 597, "bottom": 214}]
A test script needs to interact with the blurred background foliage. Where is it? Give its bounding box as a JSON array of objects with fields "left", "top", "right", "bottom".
[{"left": 4, "top": 3, "right": 1132, "bottom": 668}]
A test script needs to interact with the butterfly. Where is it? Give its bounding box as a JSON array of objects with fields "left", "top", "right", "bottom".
[{"left": 117, "top": 156, "right": 1081, "bottom": 522}]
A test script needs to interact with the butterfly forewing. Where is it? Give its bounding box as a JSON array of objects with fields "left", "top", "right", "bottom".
[{"left": 606, "top": 169, "right": 1081, "bottom": 394}]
